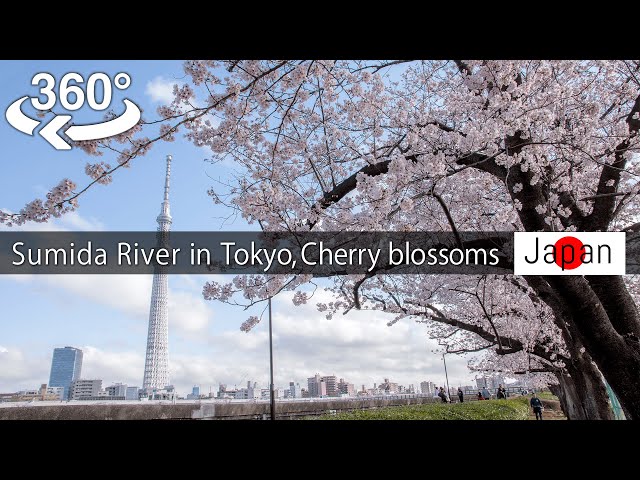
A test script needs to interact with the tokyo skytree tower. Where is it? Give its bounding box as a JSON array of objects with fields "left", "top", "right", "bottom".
[{"left": 143, "top": 155, "right": 173, "bottom": 390}]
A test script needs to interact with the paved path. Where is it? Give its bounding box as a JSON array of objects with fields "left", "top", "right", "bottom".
[{"left": 527, "top": 398, "right": 566, "bottom": 420}]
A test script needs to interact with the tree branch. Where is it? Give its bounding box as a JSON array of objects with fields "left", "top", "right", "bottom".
[{"left": 588, "top": 93, "right": 640, "bottom": 231}]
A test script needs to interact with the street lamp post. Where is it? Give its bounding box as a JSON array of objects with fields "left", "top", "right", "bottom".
[
  {"left": 442, "top": 353, "right": 451, "bottom": 402},
  {"left": 268, "top": 297, "right": 276, "bottom": 420}
]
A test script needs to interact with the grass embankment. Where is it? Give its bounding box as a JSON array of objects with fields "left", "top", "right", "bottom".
[
  {"left": 315, "top": 397, "right": 530, "bottom": 420},
  {"left": 536, "top": 391, "right": 558, "bottom": 401}
]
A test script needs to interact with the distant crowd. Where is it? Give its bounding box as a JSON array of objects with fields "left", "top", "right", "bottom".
[
  {"left": 434, "top": 385, "right": 545, "bottom": 419},
  {"left": 434, "top": 384, "right": 508, "bottom": 403}
]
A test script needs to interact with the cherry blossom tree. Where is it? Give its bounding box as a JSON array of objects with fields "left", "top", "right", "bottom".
[
  {"left": 3, "top": 60, "right": 640, "bottom": 418},
  {"left": 315, "top": 272, "right": 613, "bottom": 419}
]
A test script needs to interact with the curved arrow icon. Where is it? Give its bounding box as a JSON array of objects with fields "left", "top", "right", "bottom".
[
  {"left": 40, "top": 114, "right": 72, "bottom": 150},
  {"left": 5, "top": 96, "right": 40, "bottom": 135},
  {"left": 5, "top": 97, "right": 142, "bottom": 150},
  {"left": 66, "top": 99, "right": 141, "bottom": 141}
]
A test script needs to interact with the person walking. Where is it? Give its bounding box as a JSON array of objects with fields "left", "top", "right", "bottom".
[
  {"left": 497, "top": 384, "right": 506, "bottom": 399},
  {"left": 481, "top": 386, "right": 491, "bottom": 400},
  {"left": 438, "top": 387, "right": 448, "bottom": 403},
  {"left": 530, "top": 393, "right": 544, "bottom": 420},
  {"left": 457, "top": 387, "right": 464, "bottom": 403}
]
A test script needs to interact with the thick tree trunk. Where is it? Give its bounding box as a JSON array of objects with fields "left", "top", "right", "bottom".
[
  {"left": 551, "top": 360, "right": 614, "bottom": 420},
  {"left": 546, "top": 276, "right": 640, "bottom": 419},
  {"left": 577, "top": 335, "right": 640, "bottom": 419}
]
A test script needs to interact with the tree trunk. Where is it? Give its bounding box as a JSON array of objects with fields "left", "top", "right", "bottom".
[
  {"left": 551, "top": 359, "right": 614, "bottom": 420},
  {"left": 545, "top": 275, "right": 640, "bottom": 419},
  {"left": 576, "top": 334, "right": 640, "bottom": 419}
]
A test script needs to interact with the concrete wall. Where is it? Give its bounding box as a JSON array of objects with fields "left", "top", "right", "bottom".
[{"left": 0, "top": 396, "right": 444, "bottom": 420}]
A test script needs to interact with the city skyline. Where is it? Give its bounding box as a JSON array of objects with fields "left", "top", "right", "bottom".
[
  {"left": 3, "top": 357, "right": 523, "bottom": 402},
  {"left": 0, "top": 287, "right": 481, "bottom": 395},
  {"left": 4, "top": 341, "right": 488, "bottom": 399}
]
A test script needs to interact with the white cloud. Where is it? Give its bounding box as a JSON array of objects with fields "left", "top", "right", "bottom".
[
  {"left": 145, "top": 76, "right": 177, "bottom": 104},
  {"left": 80, "top": 346, "right": 143, "bottom": 386},
  {"left": 0, "top": 347, "right": 50, "bottom": 391},
  {"left": 254, "top": 290, "right": 477, "bottom": 391},
  {"left": 169, "top": 290, "right": 212, "bottom": 334},
  {"left": 39, "top": 274, "right": 152, "bottom": 319},
  {"left": 13, "top": 273, "right": 213, "bottom": 337},
  {"left": 58, "top": 212, "right": 105, "bottom": 231}
]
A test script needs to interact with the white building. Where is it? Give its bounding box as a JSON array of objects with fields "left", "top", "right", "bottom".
[
  {"left": 289, "top": 382, "right": 302, "bottom": 398},
  {"left": 261, "top": 388, "right": 286, "bottom": 399},
  {"left": 420, "top": 381, "right": 437, "bottom": 395},
  {"left": 106, "top": 383, "right": 128, "bottom": 397},
  {"left": 248, "top": 382, "right": 260, "bottom": 399},
  {"left": 69, "top": 379, "right": 102, "bottom": 400},
  {"left": 235, "top": 388, "right": 249, "bottom": 399},
  {"left": 476, "top": 375, "right": 506, "bottom": 391},
  {"left": 46, "top": 386, "right": 64, "bottom": 399}
]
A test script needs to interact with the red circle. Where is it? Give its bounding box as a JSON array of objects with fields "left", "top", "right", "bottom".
[{"left": 554, "top": 236, "right": 584, "bottom": 270}]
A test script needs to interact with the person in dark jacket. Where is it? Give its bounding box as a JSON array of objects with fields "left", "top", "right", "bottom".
[
  {"left": 457, "top": 387, "right": 464, "bottom": 403},
  {"left": 477, "top": 390, "right": 483, "bottom": 400},
  {"left": 530, "top": 393, "right": 544, "bottom": 420},
  {"left": 438, "top": 387, "right": 448, "bottom": 403},
  {"left": 497, "top": 384, "right": 506, "bottom": 399}
]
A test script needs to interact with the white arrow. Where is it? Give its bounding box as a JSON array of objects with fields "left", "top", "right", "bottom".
[
  {"left": 66, "top": 99, "right": 141, "bottom": 141},
  {"left": 5, "top": 96, "right": 142, "bottom": 150},
  {"left": 39, "top": 114, "right": 72, "bottom": 150},
  {"left": 5, "top": 96, "right": 40, "bottom": 135}
]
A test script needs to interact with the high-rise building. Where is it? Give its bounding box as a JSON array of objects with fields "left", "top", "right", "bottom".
[
  {"left": 69, "top": 379, "right": 102, "bottom": 400},
  {"left": 307, "top": 374, "right": 327, "bottom": 397},
  {"left": 420, "top": 381, "right": 437, "bottom": 395},
  {"left": 307, "top": 374, "right": 320, "bottom": 397},
  {"left": 379, "top": 378, "right": 399, "bottom": 394},
  {"left": 247, "top": 381, "right": 260, "bottom": 399},
  {"left": 143, "top": 155, "right": 173, "bottom": 390},
  {"left": 321, "top": 376, "right": 338, "bottom": 396},
  {"left": 289, "top": 382, "right": 302, "bottom": 398},
  {"left": 106, "top": 383, "right": 127, "bottom": 397},
  {"left": 187, "top": 385, "right": 201, "bottom": 400},
  {"left": 338, "top": 378, "right": 355, "bottom": 396},
  {"left": 48, "top": 346, "right": 83, "bottom": 400},
  {"left": 476, "top": 375, "right": 506, "bottom": 391}
]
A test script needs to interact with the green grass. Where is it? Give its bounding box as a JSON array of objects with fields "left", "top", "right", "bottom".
[
  {"left": 313, "top": 397, "right": 530, "bottom": 420},
  {"left": 536, "top": 391, "right": 559, "bottom": 401}
]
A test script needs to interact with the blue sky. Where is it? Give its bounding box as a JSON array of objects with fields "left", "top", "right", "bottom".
[{"left": 0, "top": 60, "right": 477, "bottom": 395}]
